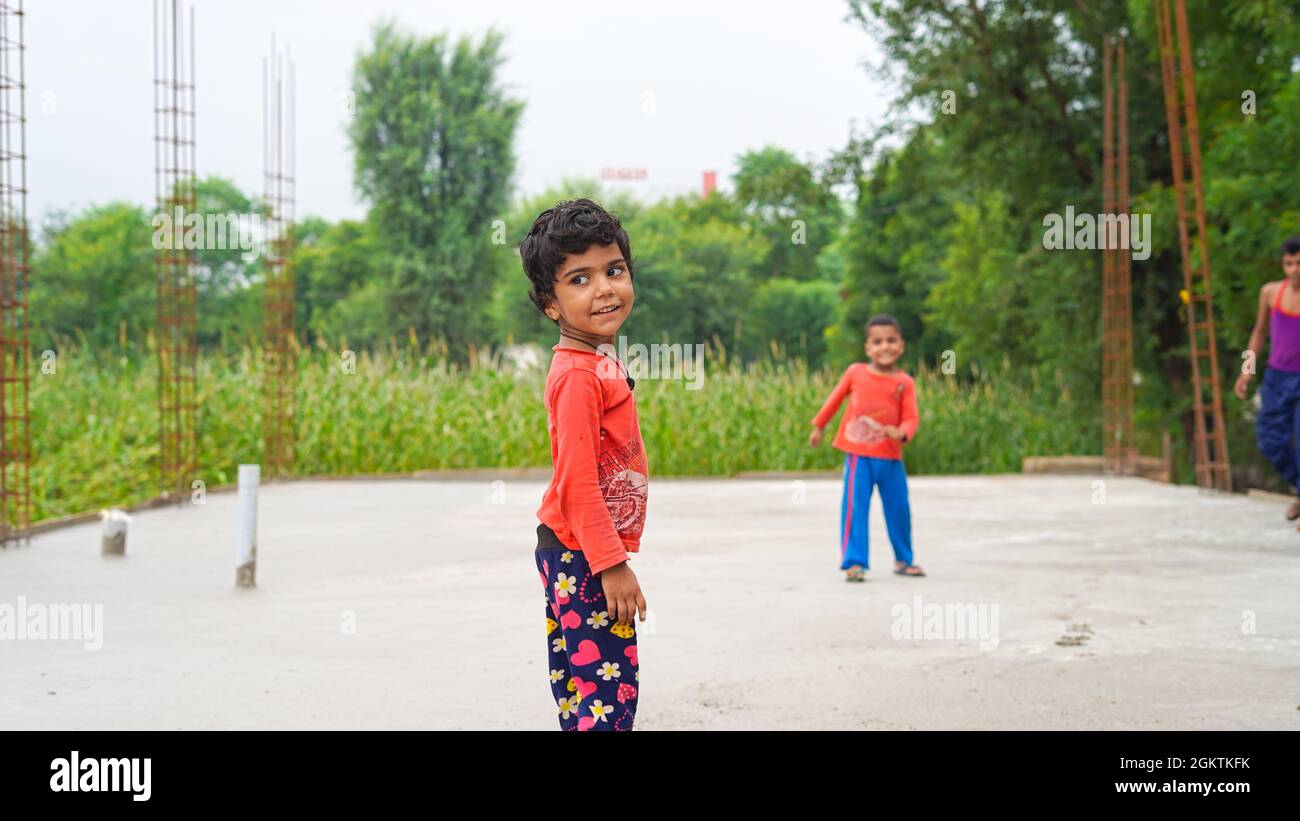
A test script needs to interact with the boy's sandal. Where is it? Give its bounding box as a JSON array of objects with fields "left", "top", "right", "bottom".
[
  {"left": 1287, "top": 499, "right": 1300, "bottom": 521},
  {"left": 893, "top": 563, "right": 926, "bottom": 577},
  {"left": 844, "top": 566, "right": 866, "bottom": 582}
]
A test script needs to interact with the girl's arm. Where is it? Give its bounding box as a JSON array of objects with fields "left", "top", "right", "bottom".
[{"left": 551, "top": 369, "right": 627, "bottom": 574}]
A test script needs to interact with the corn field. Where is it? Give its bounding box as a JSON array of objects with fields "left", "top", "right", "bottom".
[{"left": 28, "top": 337, "right": 1099, "bottom": 523}]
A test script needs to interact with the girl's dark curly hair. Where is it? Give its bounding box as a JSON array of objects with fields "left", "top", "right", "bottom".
[{"left": 520, "top": 198, "right": 633, "bottom": 319}]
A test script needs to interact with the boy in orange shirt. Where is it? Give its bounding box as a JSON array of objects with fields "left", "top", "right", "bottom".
[
  {"left": 521, "top": 198, "right": 648, "bottom": 731},
  {"left": 809, "top": 314, "right": 925, "bottom": 581}
]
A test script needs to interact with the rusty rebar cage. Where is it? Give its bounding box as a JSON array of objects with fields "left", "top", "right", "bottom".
[
  {"left": 1154, "top": 0, "right": 1231, "bottom": 491},
  {"left": 0, "top": 0, "right": 30, "bottom": 545},
  {"left": 262, "top": 38, "right": 296, "bottom": 478},
  {"left": 1101, "top": 35, "right": 1136, "bottom": 475},
  {"left": 154, "top": 0, "right": 198, "bottom": 501}
]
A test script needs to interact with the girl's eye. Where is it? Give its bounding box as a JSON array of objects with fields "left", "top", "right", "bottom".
[{"left": 571, "top": 267, "right": 622, "bottom": 286}]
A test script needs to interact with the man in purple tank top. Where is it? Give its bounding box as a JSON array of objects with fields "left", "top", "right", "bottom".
[{"left": 1236, "top": 236, "right": 1300, "bottom": 525}]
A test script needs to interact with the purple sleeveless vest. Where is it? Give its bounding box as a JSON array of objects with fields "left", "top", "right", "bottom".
[{"left": 1269, "top": 283, "right": 1300, "bottom": 373}]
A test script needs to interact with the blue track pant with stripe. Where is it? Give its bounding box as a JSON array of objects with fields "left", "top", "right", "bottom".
[{"left": 839, "top": 453, "right": 913, "bottom": 570}]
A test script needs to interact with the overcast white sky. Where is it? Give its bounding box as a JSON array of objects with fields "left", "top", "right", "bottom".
[{"left": 26, "top": 0, "right": 890, "bottom": 225}]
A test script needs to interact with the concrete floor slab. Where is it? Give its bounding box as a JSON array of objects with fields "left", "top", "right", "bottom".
[{"left": 1, "top": 474, "right": 1296, "bottom": 729}]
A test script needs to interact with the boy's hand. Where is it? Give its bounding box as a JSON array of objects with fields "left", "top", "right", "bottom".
[
  {"left": 808, "top": 427, "right": 823, "bottom": 447},
  {"left": 600, "top": 562, "right": 647, "bottom": 623},
  {"left": 882, "top": 425, "right": 906, "bottom": 441},
  {"left": 1234, "top": 371, "right": 1253, "bottom": 400}
]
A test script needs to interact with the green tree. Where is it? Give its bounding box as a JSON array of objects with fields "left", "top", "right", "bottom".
[
  {"left": 191, "top": 176, "right": 261, "bottom": 349},
  {"left": 30, "top": 203, "right": 154, "bottom": 355},
  {"left": 348, "top": 22, "right": 524, "bottom": 355},
  {"left": 292, "top": 216, "right": 390, "bottom": 347},
  {"left": 924, "top": 190, "right": 1028, "bottom": 367},
  {"left": 744, "top": 278, "right": 840, "bottom": 366},
  {"left": 622, "top": 194, "right": 762, "bottom": 352},
  {"left": 733, "top": 146, "right": 844, "bottom": 281},
  {"left": 831, "top": 130, "right": 956, "bottom": 370}
]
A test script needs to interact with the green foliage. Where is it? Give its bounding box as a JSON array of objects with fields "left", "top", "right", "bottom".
[
  {"left": 623, "top": 198, "right": 764, "bottom": 349},
  {"left": 832, "top": 130, "right": 957, "bottom": 370},
  {"left": 193, "top": 176, "right": 261, "bottom": 348},
  {"left": 292, "top": 216, "right": 389, "bottom": 346},
  {"left": 29, "top": 176, "right": 264, "bottom": 355},
  {"left": 743, "top": 278, "right": 840, "bottom": 365},
  {"left": 733, "top": 145, "right": 844, "bottom": 281},
  {"left": 925, "top": 190, "right": 1027, "bottom": 367},
  {"left": 348, "top": 21, "right": 524, "bottom": 354},
  {"left": 29, "top": 202, "right": 155, "bottom": 354},
  {"left": 838, "top": 0, "right": 1300, "bottom": 485}
]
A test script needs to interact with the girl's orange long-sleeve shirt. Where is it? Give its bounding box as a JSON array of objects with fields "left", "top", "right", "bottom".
[
  {"left": 811, "top": 363, "right": 919, "bottom": 460},
  {"left": 536, "top": 345, "right": 648, "bottom": 574}
]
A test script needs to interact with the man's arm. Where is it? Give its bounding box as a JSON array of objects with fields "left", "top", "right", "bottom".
[{"left": 1236, "top": 283, "right": 1273, "bottom": 400}]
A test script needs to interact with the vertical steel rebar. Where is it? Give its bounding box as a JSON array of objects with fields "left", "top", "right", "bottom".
[
  {"left": 154, "top": 0, "right": 198, "bottom": 500},
  {"left": 0, "top": 0, "right": 30, "bottom": 545},
  {"left": 1101, "top": 35, "right": 1137, "bottom": 476},
  {"left": 1154, "top": 0, "right": 1232, "bottom": 490},
  {"left": 262, "top": 38, "right": 296, "bottom": 478}
]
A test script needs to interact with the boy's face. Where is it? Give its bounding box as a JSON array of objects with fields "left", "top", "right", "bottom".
[
  {"left": 1284, "top": 252, "right": 1300, "bottom": 282},
  {"left": 864, "top": 324, "right": 904, "bottom": 367},
  {"left": 543, "top": 242, "right": 634, "bottom": 340}
]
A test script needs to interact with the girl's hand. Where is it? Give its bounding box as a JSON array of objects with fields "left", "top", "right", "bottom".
[
  {"left": 808, "top": 427, "right": 823, "bottom": 447},
  {"left": 600, "top": 562, "right": 647, "bottom": 623},
  {"left": 882, "top": 425, "right": 905, "bottom": 440}
]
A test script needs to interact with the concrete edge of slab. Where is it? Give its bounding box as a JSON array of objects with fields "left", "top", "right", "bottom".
[
  {"left": 15, "top": 468, "right": 556, "bottom": 540},
  {"left": 1247, "top": 487, "right": 1295, "bottom": 504},
  {"left": 13, "top": 464, "right": 1280, "bottom": 542}
]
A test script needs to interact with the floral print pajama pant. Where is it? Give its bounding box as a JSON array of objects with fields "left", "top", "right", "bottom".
[{"left": 535, "top": 537, "right": 639, "bottom": 731}]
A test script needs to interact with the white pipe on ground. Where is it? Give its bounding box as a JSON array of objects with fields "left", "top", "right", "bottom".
[{"left": 236, "top": 464, "right": 259, "bottom": 588}]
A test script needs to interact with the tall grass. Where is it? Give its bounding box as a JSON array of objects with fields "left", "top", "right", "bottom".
[
  {"left": 27, "top": 339, "right": 1098, "bottom": 523},
  {"left": 635, "top": 349, "right": 1097, "bottom": 474}
]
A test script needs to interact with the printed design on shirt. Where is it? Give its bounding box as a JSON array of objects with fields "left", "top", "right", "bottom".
[
  {"left": 852, "top": 400, "right": 904, "bottom": 439},
  {"left": 844, "top": 414, "right": 886, "bottom": 444},
  {"left": 597, "top": 437, "right": 648, "bottom": 536},
  {"left": 844, "top": 394, "right": 902, "bottom": 444}
]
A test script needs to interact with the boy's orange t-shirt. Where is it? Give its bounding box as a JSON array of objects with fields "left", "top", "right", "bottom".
[
  {"left": 536, "top": 345, "right": 648, "bottom": 574},
  {"left": 811, "top": 363, "right": 919, "bottom": 460}
]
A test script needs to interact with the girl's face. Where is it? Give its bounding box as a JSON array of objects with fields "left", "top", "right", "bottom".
[{"left": 544, "top": 242, "right": 634, "bottom": 343}]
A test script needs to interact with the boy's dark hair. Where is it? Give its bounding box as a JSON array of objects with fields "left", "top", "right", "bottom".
[
  {"left": 520, "top": 198, "right": 633, "bottom": 317},
  {"left": 865, "top": 313, "right": 902, "bottom": 336},
  {"left": 1282, "top": 236, "right": 1300, "bottom": 256}
]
